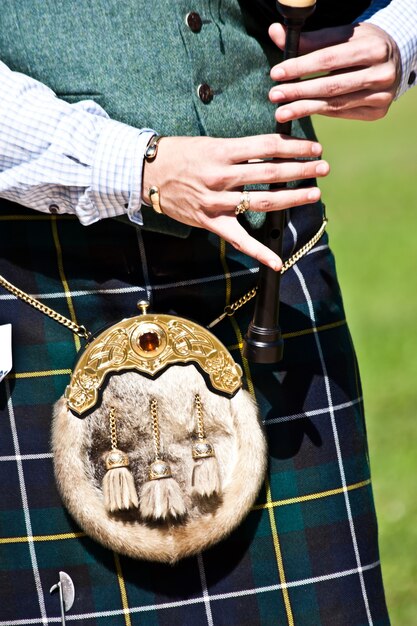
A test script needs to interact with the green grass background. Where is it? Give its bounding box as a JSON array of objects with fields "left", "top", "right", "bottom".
[{"left": 314, "top": 89, "right": 417, "bottom": 625}]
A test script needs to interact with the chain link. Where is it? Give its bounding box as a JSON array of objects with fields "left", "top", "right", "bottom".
[
  {"left": 195, "top": 394, "right": 206, "bottom": 441},
  {"left": 150, "top": 398, "right": 161, "bottom": 461},
  {"left": 109, "top": 406, "right": 118, "bottom": 451},
  {"left": 207, "top": 218, "right": 327, "bottom": 328},
  {"left": 280, "top": 217, "right": 328, "bottom": 274},
  {"left": 0, "top": 274, "right": 90, "bottom": 340},
  {"left": 223, "top": 287, "right": 258, "bottom": 318}
]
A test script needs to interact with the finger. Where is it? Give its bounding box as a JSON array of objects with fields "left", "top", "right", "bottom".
[
  {"left": 208, "top": 215, "right": 283, "bottom": 270},
  {"left": 274, "top": 89, "right": 393, "bottom": 122},
  {"left": 225, "top": 134, "right": 323, "bottom": 163},
  {"left": 321, "top": 105, "right": 390, "bottom": 121},
  {"left": 268, "top": 23, "right": 286, "bottom": 51},
  {"left": 270, "top": 64, "right": 395, "bottom": 105},
  {"left": 223, "top": 186, "right": 322, "bottom": 214},
  {"left": 299, "top": 25, "right": 359, "bottom": 52},
  {"left": 270, "top": 33, "right": 390, "bottom": 83},
  {"left": 293, "top": 22, "right": 399, "bottom": 54},
  {"left": 222, "top": 159, "right": 329, "bottom": 188},
  {"left": 269, "top": 23, "right": 356, "bottom": 56}
]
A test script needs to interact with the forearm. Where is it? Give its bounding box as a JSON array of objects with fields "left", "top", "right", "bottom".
[
  {"left": 358, "top": 0, "right": 417, "bottom": 97},
  {"left": 0, "top": 61, "right": 154, "bottom": 225}
]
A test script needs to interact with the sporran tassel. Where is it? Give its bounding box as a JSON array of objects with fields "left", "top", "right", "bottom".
[
  {"left": 191, "top": 394, "right": 221, "bottom": 497},
  {"left": 139, "top": 398, "right": 186, "bottom": 520},
  {"left": 102, "top": 407, "right": 139, "bottom": 512}
]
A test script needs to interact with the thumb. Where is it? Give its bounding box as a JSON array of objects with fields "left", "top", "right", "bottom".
[{"left": 268, "top": 23, "right": 286, "bottom": 51}]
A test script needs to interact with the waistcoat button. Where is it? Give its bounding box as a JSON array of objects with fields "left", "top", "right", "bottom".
[
  {"left": 197, "top": 83, "right": 213, "bottom": 104},
  {"left": 408, "top": 71, "right": 416, "bottom": 86},
  {"left": 186, "top": 12, "right": 202, "bottom": 33},
  {"left": 48, "top": 203, "right": 60, "bottom": 214}
]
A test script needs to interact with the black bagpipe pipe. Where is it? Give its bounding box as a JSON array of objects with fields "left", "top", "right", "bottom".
[{"left": 243, "top": 0, "right": 317, "bottom": 364}]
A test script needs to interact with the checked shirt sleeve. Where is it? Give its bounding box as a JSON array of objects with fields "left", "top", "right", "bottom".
[
  {"left": 356, "top": 0, "right": 417, "bottom": 98},
  {"left": 0, "top": 60, "right": 155, "bottom": 226}
]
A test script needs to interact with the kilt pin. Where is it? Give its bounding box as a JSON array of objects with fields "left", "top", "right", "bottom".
[{"left": 0, "top": 0, "right": 389, "bottom": 624}]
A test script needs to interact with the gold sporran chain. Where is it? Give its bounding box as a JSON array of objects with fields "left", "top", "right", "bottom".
[
  {"left": 207, "top": 217, "right": 328, "bottom": 328},
  {"left": 0, "top": 218, "right": 327, "bottom": 336},
  {"left": 109, "top": 407, "right": 119, "bottom": 451},
  {"left": 0, "top": 273, "right": 90, "bottom": 339}
]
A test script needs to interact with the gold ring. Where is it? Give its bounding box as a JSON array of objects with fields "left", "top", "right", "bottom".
[
  {"left": 149, "top": 186, "right": 164, "bottom": 214},
  {"left": 235, "top": 191, "right": 250, "bottom": 215}
]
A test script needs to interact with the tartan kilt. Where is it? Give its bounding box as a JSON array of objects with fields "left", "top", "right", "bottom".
[{"left": 0, "top": 201, "right": 389, "bottom": 625}]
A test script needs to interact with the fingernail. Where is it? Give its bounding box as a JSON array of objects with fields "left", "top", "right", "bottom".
[
  {"left": 308, "top": 188, "right": 321, "bottom": 201},
  {"left": 270, "top": 89, "right": 285, "bottom": 102},
  {"left": 316, "top": 162, "right": 328, "bottom": 175},
  {"left": 311, "top": 143, "right": 322, "bottom": 156},
  {"left": 271, "top": 259, "right": 283, "bottom": 271}
]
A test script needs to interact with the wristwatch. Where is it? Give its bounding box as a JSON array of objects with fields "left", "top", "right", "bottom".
[{"left": 144, "top": 134, "right": 164, "bottom": 162}]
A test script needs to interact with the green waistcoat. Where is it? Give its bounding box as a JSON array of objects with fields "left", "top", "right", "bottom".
[{"left": 0, "top": 0, "right": 366, "bottom": 236}]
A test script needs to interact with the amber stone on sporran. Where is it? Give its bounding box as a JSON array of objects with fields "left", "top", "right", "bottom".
[{"left": 139, "top": 331, "right": 160, "bottom": 352}]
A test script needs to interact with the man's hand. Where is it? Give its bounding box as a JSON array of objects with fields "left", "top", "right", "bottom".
[
  {"left": 269, "top": 22, "right": 401, "bottom": 122},
  {"left": 142, "top": 134, "right": 329, "bottom": 271}
]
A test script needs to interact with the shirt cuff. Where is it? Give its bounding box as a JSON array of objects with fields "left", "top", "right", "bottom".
[
  {"left": 87, "top": 119, "right": 155, "bottom": 226},
  {"left": 357, "top": 1, "right": 417, "bottom": 98}
]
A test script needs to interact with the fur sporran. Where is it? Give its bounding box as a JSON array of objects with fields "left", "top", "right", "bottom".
[{"left": 52, "top": 310, "right": 267, "bottom": 563}]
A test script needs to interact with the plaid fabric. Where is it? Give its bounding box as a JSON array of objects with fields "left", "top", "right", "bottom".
[{"left": 0, "top": 202, "right": 389, "bottom": 625}]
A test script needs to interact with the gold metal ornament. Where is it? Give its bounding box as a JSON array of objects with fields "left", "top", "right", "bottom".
[
  {"left": 191, "top": 394, "right": 221, "bottom": 497},
  {"left": 102, "top": 407, "right": 139, "bottom": 512},
  {"left": 148, "top": 398, "right": 172, "bottom": 481},
  {"left": 65, "top": 313, "right": 243, "bottom": 415},
  {"left": 192, "top": 440, "right": 215, "bottom": 460},
  {"left": 192, "top": 394, "right": 215, "bottom": 460},
  {"left": 148, "top": 460, "right": 172, "bottom": 481},
  {"left": 139, "top": 398, "right": 186, "bottom": 520},
  {"left": 105, "top": 450, "right": 130, "bottom": 470},
  {"left": 234, "top": 191, "right": 251, "bottom": 215},
  {"left": 149, "top": 186, "right": 164, "bottom": 214}
]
